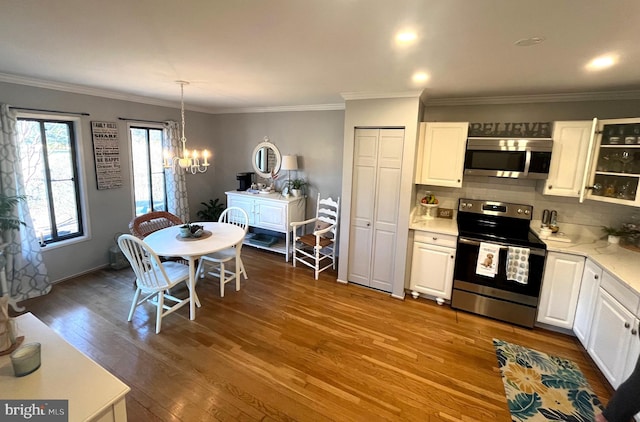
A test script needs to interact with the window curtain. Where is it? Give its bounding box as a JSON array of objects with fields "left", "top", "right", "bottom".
[
  {"left": 0, "top": 104, "right": 51, "bottom": 310},
  {"left": 163, "top": 121, "right": 190, "bottom": 222}
]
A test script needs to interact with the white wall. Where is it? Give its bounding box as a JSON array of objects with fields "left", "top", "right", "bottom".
[
  {"left": 203, "top": 111, "right": 344, "bottom": 219},
  {"left": 338, "top": 96, "right": 421, "bottom": 299}
]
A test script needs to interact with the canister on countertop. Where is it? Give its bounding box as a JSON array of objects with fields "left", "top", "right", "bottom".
[
  {"left": 549, "top": 210, "right": 559, "bottom": 232},
  {"left": 541, "top": 209, "right": 550, "bottom": 227}
]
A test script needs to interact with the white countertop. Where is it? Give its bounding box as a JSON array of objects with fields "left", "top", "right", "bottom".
[
  {"left": 409, "top": 208, "right": 640, "bottom": 296},
  {"left": 409, "top": 216, "right": 458, "bottom": 236}
]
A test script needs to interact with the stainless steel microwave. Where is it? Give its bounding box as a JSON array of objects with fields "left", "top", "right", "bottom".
[{"left": 463, "top": 137, "right": 553, "bottom": 179}]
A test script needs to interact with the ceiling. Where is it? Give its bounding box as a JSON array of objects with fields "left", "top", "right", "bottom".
[{"left": 1, "top": 0, "right": 640, "bottom": 113}]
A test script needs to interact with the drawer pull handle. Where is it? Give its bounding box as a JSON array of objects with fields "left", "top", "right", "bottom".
[{"left": 432, "top": 237, "right": 438, "bottom": 241}]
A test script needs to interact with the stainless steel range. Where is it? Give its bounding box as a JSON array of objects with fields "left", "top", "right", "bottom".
[{"left": 451, "top": 198, "right": 547, "bottom": 328}]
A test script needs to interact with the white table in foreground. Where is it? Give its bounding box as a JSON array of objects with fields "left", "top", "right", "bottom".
[
  {"left": 0, "top": 313, "right": 130, "bottom": 422},
  {"left": 143, "top": 222, "right": 245, "bottom": 320}
]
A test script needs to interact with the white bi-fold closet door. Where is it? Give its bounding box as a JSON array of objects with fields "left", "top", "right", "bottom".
[{"left": 348, "top": 128, "right": 404, "bottom": 292}]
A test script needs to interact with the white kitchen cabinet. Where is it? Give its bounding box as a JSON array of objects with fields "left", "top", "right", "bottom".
[
  {"left": 587, "top": 271, "right": 640, "bottom": 389},
  {"left": 226, "top": 191, "right": 305, "bottom": 261},
  {"left": 543, "top": 121, "right": 595, "bottom": 197},
  {"left": 348, "top": 128, "right": 404, "bottom": 292},
  {"left": 409, "top": 230, "right": 457, "bottom": 303},
  {"left": 573, "top": 259, "right": 602, "bottom": 347},
  {"left": 582, "top": 118, "right": 640, "bottom": 206},
  {"left": 415, "top": 122, "right": 468, "bottom": 187},
  {"left": 536, "top": 252, "right": 585, "bottom": 329}
]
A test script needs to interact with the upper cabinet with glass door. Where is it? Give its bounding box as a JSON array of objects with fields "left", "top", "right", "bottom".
[{"left": 583, "top": 118, "right": 640, "bottom": 206}]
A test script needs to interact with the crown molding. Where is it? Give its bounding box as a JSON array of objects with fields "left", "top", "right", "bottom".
[
  {"left": 0, "top": 72, "right": 345, "bottom": 114},
  {"left": 0, "top": 71, "right": 200, "bottom": 110},
  {"left": 211, "top": 103, "right": 345, "bottom": 114},
  {"left": 424, "top": 90, "right": 640, "bottom": 106},
  {"left": 340, "top": 90, "right": 423, "bottom": 101}
]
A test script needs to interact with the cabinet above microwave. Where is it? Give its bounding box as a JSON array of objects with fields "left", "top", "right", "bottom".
[{"left": 463, "top": 137, "right": 553, "bottom": 179}]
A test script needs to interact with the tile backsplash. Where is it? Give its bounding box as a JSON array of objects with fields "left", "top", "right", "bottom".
[{"left": 416, "top": 176, "right": 638, "bottom": 230}]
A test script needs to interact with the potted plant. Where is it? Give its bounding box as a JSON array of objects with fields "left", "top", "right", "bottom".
[
  {"left": 284, "top": 178, "right": 308, "bottom": 197},
  {"left": 197, "top": 198, "right": 225, "bottom": 222},
  {"left": 602, "top": 226, "right": 626, "bottom": 244}
]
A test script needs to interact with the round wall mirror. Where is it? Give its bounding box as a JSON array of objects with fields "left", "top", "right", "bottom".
[{"left": 252, "top": 138, "right": 281, "bottom": 179}]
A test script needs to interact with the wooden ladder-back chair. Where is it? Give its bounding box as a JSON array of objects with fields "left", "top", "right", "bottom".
[
  {"left": 291, "top": 194, "right": 340, "bottom": 280},
  {"left": 196, "top": 207, "right": 249, "bottom": 297},
  {"left": 117, "top": 234, "right": 199, "bottom": 334}
]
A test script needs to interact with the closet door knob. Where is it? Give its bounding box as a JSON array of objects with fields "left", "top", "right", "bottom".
[{"left": 625, "top": 322, "right": 631, "bottom": 329}]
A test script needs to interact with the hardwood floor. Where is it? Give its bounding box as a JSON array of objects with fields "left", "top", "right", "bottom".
[{"left": 18, "top": 248, "right": 612, "bottom": 421}]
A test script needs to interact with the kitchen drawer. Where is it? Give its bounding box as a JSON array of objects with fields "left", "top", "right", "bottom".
[
  {"left": 414, "top": 230, "right": 457, "bottom": 248},
  {"left": 601, "top": 270, "right": 640, "bottom": 314}
]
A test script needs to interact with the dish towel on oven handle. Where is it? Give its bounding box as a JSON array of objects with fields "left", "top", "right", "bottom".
[
  {"left": 507, "top": 246, "right": 530, "bottom": 284},
  {"left": 475, "top": 242, "right": 500, "bottom": 278}
]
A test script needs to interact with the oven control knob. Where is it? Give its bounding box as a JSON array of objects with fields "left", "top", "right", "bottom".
[
  {"left": 517, "top": 208, "right": 523, "bottom": 214},
  {"left": 524, "top": 209, "right": 530, "bottom": 215}
]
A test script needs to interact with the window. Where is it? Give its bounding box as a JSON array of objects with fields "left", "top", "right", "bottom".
[
  {"left": 130, "top": 125, "right": 167, "bottom": 216},
  {"left": 16, "top": 116, "right": 84, "bottom": 244}
]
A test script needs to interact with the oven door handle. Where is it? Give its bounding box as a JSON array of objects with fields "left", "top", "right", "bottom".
[{"left": 458, "top": 237, "right": 546, "bottom": 257}]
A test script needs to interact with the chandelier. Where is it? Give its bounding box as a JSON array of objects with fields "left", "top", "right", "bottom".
[{"left": 163, "top": 81, "right": 210, "bottom": 174}]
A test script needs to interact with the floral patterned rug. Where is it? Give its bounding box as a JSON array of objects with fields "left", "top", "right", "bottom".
[{"left": 493, "top": 339, "right": 604, "bottom": 421}]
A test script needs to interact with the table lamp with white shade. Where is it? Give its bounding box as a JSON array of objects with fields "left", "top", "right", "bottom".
[{"left": 281, "top": 155, "right": 298, "bottom": 196}]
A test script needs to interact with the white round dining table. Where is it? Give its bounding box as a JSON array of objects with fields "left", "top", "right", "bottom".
[{"left": 143, "top": 221, "right": 245, "bottom": 320}]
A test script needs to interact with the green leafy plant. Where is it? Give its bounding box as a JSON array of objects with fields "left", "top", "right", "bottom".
[
  {"left": 197, "top": 198, "right": 225, "bottom": 221},
  {"left": 0, "top": 193, "right": 27, "bottom": 231},
  {"left": 602, "top": 225, "right": 626, "bottom": 237},
  {"left": 285, "top": 178, "right": 308, "bottom": 191}
]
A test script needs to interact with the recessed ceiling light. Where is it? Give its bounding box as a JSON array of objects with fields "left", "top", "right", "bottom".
[
  {"left": 412, "top": 72, "right": 429, "bottom": 84},
  {"left": 586, "top": 54, "right": 618, "bottom": 71},
  {"left": 515, "top": 37, "right": 546, "bottom": 47},
  {"left": 396, "top": 31, "right": 417, "bottom": 45}
]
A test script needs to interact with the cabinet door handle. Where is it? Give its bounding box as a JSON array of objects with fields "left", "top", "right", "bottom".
[
  {"left": 548, "top": 185, "right": 553, "bottom": 190},
  {"left": 625, "top": 322, "right": 631, "bottom": 329},
  {"left": 594, "top": 275, "right": 599, "bottom": 279},
  {"left": 366, "top": 222, "right": 371, "bottom": 227},
  {"left": 450, "top": 255, "right": 454, "bottom": 259},
  {"left": 632, "top": 328, "right": 638, "bottom": 336}
]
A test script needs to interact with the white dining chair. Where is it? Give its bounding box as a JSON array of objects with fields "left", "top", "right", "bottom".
[
  {"left": 196, "top": 207, "right": 249, "bottom": 297},
  {"left": 118, "top": 234, "right": 199, "bottom": 334}
]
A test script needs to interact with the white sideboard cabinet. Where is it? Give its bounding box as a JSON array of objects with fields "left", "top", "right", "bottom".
[
  {"left": 226, "top": 191, "right": 305, "bottom": 261},
  {"left": 1, "top": 313, "right": 130, "bottom": 421}
]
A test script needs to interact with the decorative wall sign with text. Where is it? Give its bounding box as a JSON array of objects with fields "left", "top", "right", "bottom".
[
  {"left": 468, "top": 122, "right": 552, "bottom": 138},
  {"left": 91, "top": 121, "right": 122, "bottom": 190}
]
